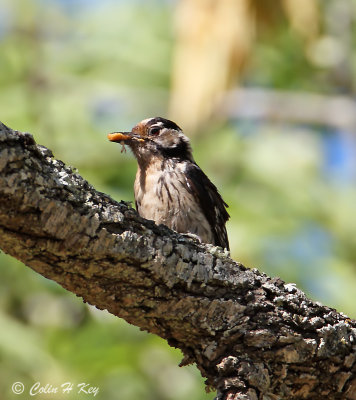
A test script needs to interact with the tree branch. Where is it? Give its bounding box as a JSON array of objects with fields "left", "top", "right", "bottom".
[
  {"left": 220, "top": 88, "right": 356, "bottom": 133},
  {"left": 0, "top": 122, "right": 355, "bottom": 400}
]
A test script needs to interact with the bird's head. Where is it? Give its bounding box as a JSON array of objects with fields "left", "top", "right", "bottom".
[{"left": 108, "top": 117, "right": 194, "bottom": 165}]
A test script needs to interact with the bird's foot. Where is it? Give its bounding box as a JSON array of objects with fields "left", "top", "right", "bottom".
[{"left": 179, "top": 232, "right": 202, "bottom": 243}]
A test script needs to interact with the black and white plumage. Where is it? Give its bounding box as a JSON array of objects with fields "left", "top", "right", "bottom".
[{"left": 108, "top": 117, "right": 230, "bottom": 250}]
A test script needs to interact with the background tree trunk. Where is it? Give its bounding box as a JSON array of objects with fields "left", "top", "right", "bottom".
[{"left": 0, "top": 122, "right": 355, "bottom": 400}]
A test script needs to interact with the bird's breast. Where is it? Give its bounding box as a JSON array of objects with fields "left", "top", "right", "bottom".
[{"left": 134, "top": 161, "right": 214, "bottom": 243}]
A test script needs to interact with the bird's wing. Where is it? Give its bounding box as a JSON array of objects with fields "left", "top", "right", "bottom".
[{"left": 185, "top": 163, "right": 230, "bottom": 250}]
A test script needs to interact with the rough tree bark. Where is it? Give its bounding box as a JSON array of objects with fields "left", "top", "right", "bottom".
[{"left": 0, "top": 122, "right": 355, "bottom": 400}]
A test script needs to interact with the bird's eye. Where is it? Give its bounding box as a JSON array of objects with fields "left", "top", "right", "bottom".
[{"left": 149, "top": 127, "right": 160, "bottom": 136}]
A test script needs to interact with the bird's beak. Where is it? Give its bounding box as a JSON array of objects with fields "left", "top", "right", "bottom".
[{"left": 107, "top": 131, "right": 145, "bottom": 143}]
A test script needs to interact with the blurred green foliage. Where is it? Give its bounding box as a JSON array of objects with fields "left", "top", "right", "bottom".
[{"left": 1, "top": 0, "right": 356, "bottom": 399}]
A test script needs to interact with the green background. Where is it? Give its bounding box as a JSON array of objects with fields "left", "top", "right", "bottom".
[{"left": 1, "top": 0, "right": 356, "bottom": 399}]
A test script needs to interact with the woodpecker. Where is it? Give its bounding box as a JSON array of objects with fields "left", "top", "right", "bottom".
[{"left": 108, "top": 117, "right": 229, "bottom": 250}]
